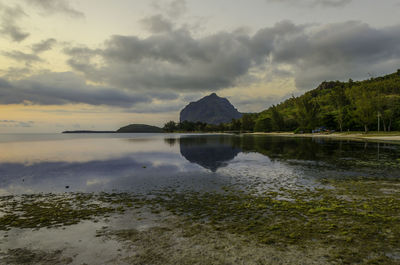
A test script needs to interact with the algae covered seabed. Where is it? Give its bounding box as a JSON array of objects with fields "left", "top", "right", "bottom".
[
  {"left": 1, "top": 178, "right": 400, "bottom": 264},
  {"left": 1, "top": 134, "right": 400, "bottom": 264}
]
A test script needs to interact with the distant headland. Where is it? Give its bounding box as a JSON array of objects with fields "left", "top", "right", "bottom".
[
  {"left": 62, "top": 130, "right": 115, "bottom": 134},
  {"left": 62, "top": 124, "right": 163, "bottom": 134}
]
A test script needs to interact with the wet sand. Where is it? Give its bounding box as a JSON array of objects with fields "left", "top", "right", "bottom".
[{"left": 250, "top": 132, "right": 400, "bottom": 143}]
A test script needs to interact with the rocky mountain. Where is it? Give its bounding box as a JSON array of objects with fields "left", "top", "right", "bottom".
[{"left": 180, "top": 93, "right": 242, "bottom": 124}]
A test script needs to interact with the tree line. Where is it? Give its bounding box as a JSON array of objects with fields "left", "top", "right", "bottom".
[
  {"left": 164, "top": 70, "right": 400, "bottom": 133},
  {"left": 162, "top": 117, "right": 256, "bottom": 133}
]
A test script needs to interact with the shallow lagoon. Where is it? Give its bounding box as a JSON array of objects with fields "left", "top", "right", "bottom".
[
  {"left": 1, "top": 133, "right": 399, "bottom": 195},
  {"left": 1, "top": 134, "right": 400, "bottom": 264}
]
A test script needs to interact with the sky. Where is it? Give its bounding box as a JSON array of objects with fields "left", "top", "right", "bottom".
[{"left": 0, "top": 0, "right": 400, "bottom": 133}]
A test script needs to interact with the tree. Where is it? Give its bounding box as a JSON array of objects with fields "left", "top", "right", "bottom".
[
  {"left": 195, "top": 122, "right": 207, "bottom": 131},
  {"left": 254, "top": 117, "right": 272, "bottom": 132},
  {"left": 330, "top": 86, "right": 348, "bottom": 131},
  {"left": 179, "top": 121, "right": 197, "bottom": 131},
  {"left": 238, "top": 70, "right": 400, "bottom": 133},
  {"left": 321, "top": 113, "right": 337, "bottom": 130},
  {"left": 353, "top": 89, "right": 377, "bottom": 133},
  {"left": 294, "top": 95, "right": 320, "bottom": 131},
  {"left": 163, "top": 121, "right": 177, "bottom": 132},
  {"left": 230, "top": 119, "right": 241, "bottom": 131},
  {"left": 217, "top": 123, "right": 227, "bottom": 131},
  {"left": 241, "top": 114, "right": 256, "bottom": 132},
  {"left": 270, "top": 106, "right": 284, "bottom": 131},
  {"left": 381, "top": 96, "right": 400, "bottom": 132}
]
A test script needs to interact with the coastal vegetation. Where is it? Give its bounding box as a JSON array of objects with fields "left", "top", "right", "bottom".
[
  {"left": 255, "top": 70, "right": 400, "bottom": 133},
  {"left": 254, "top": 70, "right": 400, "bottom": 133},
  {"left": 166, "top": 70, "right": 400, "bottom": 134}
]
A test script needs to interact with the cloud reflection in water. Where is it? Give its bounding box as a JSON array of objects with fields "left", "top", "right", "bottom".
[{"left": 0, "top": 134, "right": 399, "bottom": 195}]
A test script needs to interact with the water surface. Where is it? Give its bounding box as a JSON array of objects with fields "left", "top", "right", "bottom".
[
  {"left": 1, "top": 133, "right": 399, "bottom": 195},
  {"left": 1, "top": 133, "right": 400, "bottom": 264}
]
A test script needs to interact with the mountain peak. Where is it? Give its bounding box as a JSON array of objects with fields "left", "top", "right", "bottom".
[{"left": 180, "top": 94, "right": 242, "bottom": 125}]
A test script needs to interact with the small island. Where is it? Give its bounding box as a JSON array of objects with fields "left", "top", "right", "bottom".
[
  {"left": 62, "top": 130, "right": 115, "bottom": 134},
  {"left": 63, "top": 124, "right": 163, "bottom": 134},
  {"left": 116, "top": 124, "right": 163, "bottom": 133}
]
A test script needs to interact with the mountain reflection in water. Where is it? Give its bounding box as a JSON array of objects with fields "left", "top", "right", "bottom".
[
  {"left": 0, "top": 133, "right": 399, "bottom": 195},
  {"left": 174, "top": 135, "right": 400, "bottom": 175},
  {"left": 176, "top": 136, "right": 241, "bottom": 172}
]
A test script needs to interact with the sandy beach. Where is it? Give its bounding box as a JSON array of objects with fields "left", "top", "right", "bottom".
[{"left": 249, "top": 132, "right": 400, "bottom": 143}]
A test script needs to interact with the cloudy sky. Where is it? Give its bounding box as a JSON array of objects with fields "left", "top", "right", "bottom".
[{"left": 0, "top": 0, "right": 400, "bottom": 132}]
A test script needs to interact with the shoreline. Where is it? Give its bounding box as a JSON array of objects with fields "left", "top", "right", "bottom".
[{"left": 248, "top": 132, "right": 400, "bottom": 143}]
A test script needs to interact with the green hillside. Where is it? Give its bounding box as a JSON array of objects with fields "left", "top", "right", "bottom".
[{"left": 254, "top": 70, "right": 400, "bottom": 133}]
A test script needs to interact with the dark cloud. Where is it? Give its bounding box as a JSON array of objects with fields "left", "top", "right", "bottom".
[
  {"left": 167, "top": 0, "right": 187, "bottom": 17},
  {"left": 0, "top": 78, "right": 12, "bottom": 88},
  {"left": 23, "top": 0, "right": 84, "bottom": 18},
  {"left": 266, "top": 0, "right": 353, "bottom": 7},
  {"left": 0, "top": 3, "right": 29, "bottom": 42},
  {"left": 63, "top": 46, "right": 101, "bottom": 79},
  {"left": 0, "top": 72, "right": 152, "bottom": 107},
  {"left": 270, "top": 21, "right": 400, "bottom": 89},
  {"left": 1, "top": 67, "right": 32, "bottom": 80},
  {"left": 66, "top": 28, "right": 257, "bottom": 91},
  {"left": 152, "top": 0, "right": 187, "bottom": 18},
  {"left": 32, "top": 38, "right": 57, "bottom": 53},
  {"left": 123, "top": 103, "right": 182, "bottom": 114},
  {"left": 2, "top": 51, "right": 42, "bottom": 64},
  {"left": 63, "top": 21, "right": 281, "bottom": 91},
  {"left": 0, "top": 70, "right": 183, "bottom": 112},
  {"left": 64, "top": 20, "right": 400, "bottom": 94},
  {"left": 0, "top": 23, "right": 30, "bottom": 42},
  {"left": 139, "top": 15, "right": 174, "bottom": 33},
  {"left": 232, "top": 91, "right": 295, "bottom": 112}
]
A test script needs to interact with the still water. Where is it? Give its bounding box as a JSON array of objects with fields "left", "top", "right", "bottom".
[
  {"left": 1, "top": 133, "right": 400, "bottom": 264},
  {"left": 1, "top": 133, "right": 399, "bottom": 195}
]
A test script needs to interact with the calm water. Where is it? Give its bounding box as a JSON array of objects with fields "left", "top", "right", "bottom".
[{"left": 0, "top": 133, "right": 399, "bottom": 195}]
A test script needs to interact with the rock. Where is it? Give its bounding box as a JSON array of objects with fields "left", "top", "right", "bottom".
[{"left": 180, "top": 93, "right": 242, "bottom": 124}]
